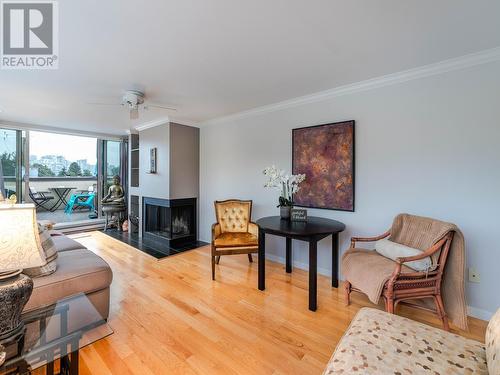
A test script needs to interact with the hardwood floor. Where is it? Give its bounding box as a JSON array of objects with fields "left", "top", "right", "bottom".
[{"left": 70, "top": 231, "right": 487, "bottom": 375}]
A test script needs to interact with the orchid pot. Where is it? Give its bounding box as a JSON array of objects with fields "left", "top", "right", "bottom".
[{"left": 263, "top": 166, "right": 306, "bottom": 220}]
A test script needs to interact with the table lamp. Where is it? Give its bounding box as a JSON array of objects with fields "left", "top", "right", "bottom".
[{"left": 0, "top": 204, "right": 46, "bottom": 345}]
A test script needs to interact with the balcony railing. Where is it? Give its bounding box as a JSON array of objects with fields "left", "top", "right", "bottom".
[{"left": 3, "top": 176, "right": 98, "bottom": 211}]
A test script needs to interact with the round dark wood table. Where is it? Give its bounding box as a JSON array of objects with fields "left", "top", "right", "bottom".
[{"left": 256, "top": 216, "right": 346, "bottom": 311}]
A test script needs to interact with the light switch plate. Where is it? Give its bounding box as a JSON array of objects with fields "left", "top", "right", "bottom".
[{"left": 468, "top": 267, "right": 480, "bottom": 283}]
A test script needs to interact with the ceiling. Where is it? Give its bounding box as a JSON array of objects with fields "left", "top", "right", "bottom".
[{"left": 1, "top": 0, "right": 500, "bottom": 135}]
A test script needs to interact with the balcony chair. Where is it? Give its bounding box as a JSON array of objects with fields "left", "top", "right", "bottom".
[
  {"left": 65, "top": 186, "right": 96, "bottom": 214},
  {"left": 29, "top": 187, "right": 55, "bottom": 211},
  {"left": 342, "top": 213, "right": 467, "bottom": 331},
  {"left": 211, "top": 199, "right": 259, "bottom": 280}
]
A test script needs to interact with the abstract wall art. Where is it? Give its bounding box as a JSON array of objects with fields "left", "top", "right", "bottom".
[{"left": 292, "top": 120, "right": 355, "bottom": 211}]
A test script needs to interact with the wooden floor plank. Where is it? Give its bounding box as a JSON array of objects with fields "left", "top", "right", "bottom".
[{"left": 68, "top": 231, "right": 487, "bottom": 375}]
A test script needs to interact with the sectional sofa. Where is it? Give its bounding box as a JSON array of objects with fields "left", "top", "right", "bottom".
[{"left": 23, "top": 232, "right": 113, "bottom": 321}]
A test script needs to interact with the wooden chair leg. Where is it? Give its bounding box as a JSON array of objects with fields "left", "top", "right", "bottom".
[
  {"left": 344, "top": 281, "right": 352, "bottom": 306},
  {"left": 434, "top": 294, "right": 450, "bottom": 331},
  {"left": 211, "top": 245, "right": 216, "bottom": 280},
  {"left": 386, "top": 298, "right": 395, "bottom": 314},
  {"left": 248, "top": 254, "right": 253, "bottom": 263},
  {"left": 216, "top": 256, "right": 221, "bottom": 264}
]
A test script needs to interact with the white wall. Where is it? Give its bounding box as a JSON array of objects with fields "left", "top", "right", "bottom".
[{"left": 200, "top": 61, "right": 500, "bottom": 319}]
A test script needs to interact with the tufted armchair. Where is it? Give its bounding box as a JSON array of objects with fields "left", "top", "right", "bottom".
[{"left": 211, "top": 199, "right": 259, "bottom": 280}]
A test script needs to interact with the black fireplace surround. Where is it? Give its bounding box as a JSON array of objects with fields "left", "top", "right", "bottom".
[{"left": 143, "top": 197, "right": 197, "bottom": 248}]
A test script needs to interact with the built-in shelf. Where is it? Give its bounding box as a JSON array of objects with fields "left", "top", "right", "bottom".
[{"left": 130, "top": 134, "right": 139, "bottom": 187}]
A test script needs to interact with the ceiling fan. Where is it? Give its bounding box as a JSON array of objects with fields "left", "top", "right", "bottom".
[{"left": 88, "top": 90, "right": 176, "bottom": 120}]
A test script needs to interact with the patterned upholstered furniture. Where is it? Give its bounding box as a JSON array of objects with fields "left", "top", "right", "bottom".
[
  {"left": 324, "top": 307, "right": 500, "bottom": 375},
  {"left": 211, "top": 199, "right": 259, "bottom": 280}
]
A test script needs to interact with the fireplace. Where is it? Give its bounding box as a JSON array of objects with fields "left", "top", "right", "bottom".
[{"left": 143, "top": 197, "right": 197, "bottom": 248}]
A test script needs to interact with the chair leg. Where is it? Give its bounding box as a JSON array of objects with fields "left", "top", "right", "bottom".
[
  {"left": 434, "top": 294, "right": 450, "bottom": 331},
  {"left": 248, "top": 254, "right": 253, "bottom": 263},
  {"left": 216, "top": 256, "right": 221, "bottom": 264},
  {"left": 211, "top": 244, "right": 217, "bottom": 280},
  {"left": 386, "top": 298, "right": 395, "bottom": 314},
  {"left": 344, "top": 281, "right": 352, "bottom": 306}
]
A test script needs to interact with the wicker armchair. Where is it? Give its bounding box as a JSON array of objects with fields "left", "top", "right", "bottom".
[{"left": 345, "top": 230, "right": 454, "bottom": 331}]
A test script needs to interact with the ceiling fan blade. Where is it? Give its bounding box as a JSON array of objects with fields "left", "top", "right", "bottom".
[
  {"left": 130, "top": 108, "right": 139, "bottom": 120},
  {"left": 87, "top": 102, "right": 123, "bottom": 106},
  {"left": 144, "top": 104, "right": 177, "bottom": 111}
]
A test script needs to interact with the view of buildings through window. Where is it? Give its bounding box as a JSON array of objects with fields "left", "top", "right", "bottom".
[
  {"left": 2, "top": 128, "right": 121, "bottom": 205},
  {"left": 29, "top": 131, "right": 102, "bottom": 178}
]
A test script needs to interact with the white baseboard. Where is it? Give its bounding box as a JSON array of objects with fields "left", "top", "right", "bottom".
[
  {"left": 467, "top": 306, "right": 494, "bottom": 321},
  {"left": 264, "top": 253, "right": 331, "bottom": 277}
]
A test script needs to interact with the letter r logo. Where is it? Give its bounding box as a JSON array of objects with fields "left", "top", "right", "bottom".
[{"left": 2, "top": 2, "right": 54, "bottom": 55}]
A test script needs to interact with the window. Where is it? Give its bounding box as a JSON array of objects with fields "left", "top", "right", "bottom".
[
  {"left": 29, "top": 131, "right": 97, "bottom": 178},
  {"left": 0, "top": 128, "right": 18, "bottom": 196}
]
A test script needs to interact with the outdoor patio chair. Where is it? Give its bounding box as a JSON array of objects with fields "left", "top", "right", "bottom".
[
  {"left": 29, "top": 187, "right": 55, "bottom": 211},
  {"left": 65, "top": 186, "right": 96, "bottom": 213}
]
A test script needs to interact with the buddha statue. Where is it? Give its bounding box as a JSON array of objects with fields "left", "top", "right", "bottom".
[{"left": 102, "top": 175, "right": 125, "bottom": 206}]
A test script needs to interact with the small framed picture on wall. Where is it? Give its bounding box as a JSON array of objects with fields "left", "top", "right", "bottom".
[{"left": 150, "top": 147, "right": 157, "bottom": 174}]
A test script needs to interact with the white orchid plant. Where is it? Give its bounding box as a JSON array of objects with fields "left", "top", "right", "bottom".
[{"left": 263, "top": 165, "right": 306, "bottom": 207}]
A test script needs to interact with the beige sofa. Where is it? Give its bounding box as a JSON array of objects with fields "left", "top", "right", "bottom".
[
  {"left": 324, "top": 307, "right": 499, "bottom": 375},
  {"left": 23, "top": 234, "right": 113, "bottom": 321}
]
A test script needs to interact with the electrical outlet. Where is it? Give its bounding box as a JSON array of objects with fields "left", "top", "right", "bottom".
[{"left": 468, "top": 267, "right": 480, "bottom": 283}]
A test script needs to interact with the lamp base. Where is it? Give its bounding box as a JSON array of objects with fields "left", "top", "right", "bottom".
[{"left": 0, "top": 273, "right": 33, "bottom": 345}]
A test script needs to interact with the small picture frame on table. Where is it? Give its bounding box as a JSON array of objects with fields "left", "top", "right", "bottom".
[{"left": 291, "top": 208, "right": 307, "bottom": 222}]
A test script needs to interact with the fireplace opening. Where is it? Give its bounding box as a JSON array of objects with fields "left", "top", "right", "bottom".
[{"left": 143, "top": 197, "right": 196, "bottom": 247}]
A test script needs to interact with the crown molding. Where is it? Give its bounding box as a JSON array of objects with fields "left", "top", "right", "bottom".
[
  {"left": 168, "top": 116, "right": 199, "bottom": 128},
  {"left": 0, "top": 119, "right": 123, "bottom": 140},
  {"left": 201, "top": 46, "right": 500, "bottom": 126},
  {"left": 133, "top": 117, "right": 170, "bottom": 131}
]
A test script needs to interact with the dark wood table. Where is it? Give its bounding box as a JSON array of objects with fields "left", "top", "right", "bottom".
[{"left": 256, "top": 216, "right": 346, "bottom": 311}]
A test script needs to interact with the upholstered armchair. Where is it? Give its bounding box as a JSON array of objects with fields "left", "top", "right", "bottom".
[{"left": 211, "top": 199, "right": 259, "bottom": 280}]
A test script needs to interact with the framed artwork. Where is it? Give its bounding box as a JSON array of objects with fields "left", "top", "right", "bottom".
[
  {"left": 292, "top": 120, "right": 355, "bottom": 211},
  {"left": 150, "top": 147, "right": 157, "bottom": 174}
]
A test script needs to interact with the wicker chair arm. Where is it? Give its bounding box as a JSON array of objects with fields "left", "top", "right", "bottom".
[
  {"left": 395, "top": 235, "right": 449, "bottom": 265},
  {"left": 388, "top": 234, "right": 452, "bottom": 285},
  {"left": 211, "top": 223, "right": 221, "bottom": 242},
  {"left": 350, "top": 231, "right": 390, "bottom": 248}
]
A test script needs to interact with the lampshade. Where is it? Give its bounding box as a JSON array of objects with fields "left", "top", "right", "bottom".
[{"left": 0, "top": 204, "right": 46, "bottom": 273}]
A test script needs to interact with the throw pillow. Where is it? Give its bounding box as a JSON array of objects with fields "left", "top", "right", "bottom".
[
  {"left": 23, "top": 224, "right": 58, "bottom": 278},
  {"left": 375, "top": 238, "right": 432, "bottom": 272}
]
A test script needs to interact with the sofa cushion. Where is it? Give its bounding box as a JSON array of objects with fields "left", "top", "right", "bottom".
[
  {"left": 24, "top": 249, "right": 113, "bottom": 313},
  {"left": 23, "top": 224, "right": 58, "bottom": 278},
  {"left": 486, "top": 308, "right": 500, "bottom": 375},
  {"left": 52, "top": 235, "right": 86, "bottom": 252},
  {"left": 324, "top": 308, "right": 488, "bottom": 375},
  {"left": 375, "top": 238, "right": 432, "bottom": 271},
  {"left": 214, "top": 232, "right": 258, "bottom": 247}
]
